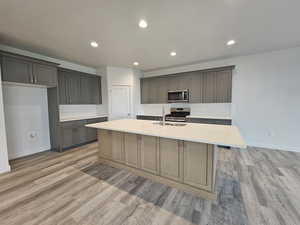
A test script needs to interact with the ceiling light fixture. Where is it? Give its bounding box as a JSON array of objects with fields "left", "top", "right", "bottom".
[
  {"left": 90, "top": 41, "right": 99, "bottom": 48},
  {"left": 139, "top": 19, "right": 148, "bottom": 28},
  {"left": 133, "top": 62, "right": 139, "bottom": 66},
  {"left": 170, "top": 51, "right": 177, "bottom": 56},
  {"left": 227, "top": 40, "right": 236, "bottom": 46}
]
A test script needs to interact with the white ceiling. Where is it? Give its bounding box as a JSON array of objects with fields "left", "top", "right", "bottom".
[{"left": 1, "top": 0, "right": 300, "bottom": 71}]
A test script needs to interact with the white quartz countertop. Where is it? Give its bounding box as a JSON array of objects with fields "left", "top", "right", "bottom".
[
  {"left": 60, "top": 114, "right": 108, "bottom": 122},
  {"left": 86, "top": 119, "right": 246, "bottom": 148}
]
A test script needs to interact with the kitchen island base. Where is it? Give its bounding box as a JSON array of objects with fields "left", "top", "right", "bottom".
[{"left": 97, "top": 129, "right": 219, "bottom": 200}]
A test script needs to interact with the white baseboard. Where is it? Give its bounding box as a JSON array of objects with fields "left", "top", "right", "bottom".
[{"left": 0, "top": 164, "right": 11, "bottom": 174}]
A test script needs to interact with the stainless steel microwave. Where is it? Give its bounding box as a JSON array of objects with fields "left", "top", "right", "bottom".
[{"left": 167, "top": 90, "right": 189, "bottom": 103}]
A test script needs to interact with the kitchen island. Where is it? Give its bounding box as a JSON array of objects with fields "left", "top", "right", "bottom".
[{"left": 86, "top": 119, "right": 246, "bottom": 200}]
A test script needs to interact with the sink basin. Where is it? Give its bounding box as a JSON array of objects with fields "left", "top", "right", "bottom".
[{"left": 152, "top": 122, "right": 187, "bottom": 127}]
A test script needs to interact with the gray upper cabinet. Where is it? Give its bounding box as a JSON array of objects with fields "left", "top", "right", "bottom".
[
  {"left": 141, "top": 78, "right": 150, "bottom": 104},
  {"left": 67, "top": 73, "right": 81, "bottom": 104},
  {"left": 187, "top": 72, "right": 203, "bottom": 103},
  {"left": 58, "top": 68, "right": 102, "bottom": 105},
  {"left": 0, "top": 52, "right": 58, "bottom": 87},
  {"left": 141, "top": 77, "right": 168, "bottom": 104},
  {"left": 140, "top": 66, "right": 234, "bottom": 104},
  {"left": 33, "top": 63, "right": 57, "bottom": 87},
  {"left": 1, "top": 56, "right": 33, "bottom": 84},
  {"left": 58, "top": 70, "right": 69, "bottom": 104},
  {"left": 80, "top": 75, "right": 102, "bottom": 104}
]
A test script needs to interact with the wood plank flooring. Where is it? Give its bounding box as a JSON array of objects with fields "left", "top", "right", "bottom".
[{"left": 0, "top": 142, "right": 299, "bottom": 225}]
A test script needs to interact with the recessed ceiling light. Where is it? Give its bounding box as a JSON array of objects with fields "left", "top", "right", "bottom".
[
  {"left": 90, "top": 41, "right": 99, "bottom": 48},
  {"left": 133, "top": 62, "right": 139, "bottom": 66},
  {"left": 227, "top": 40, "right": 236, "bottom": 46},
  {"left": 138, "top": 19, "right": 148, "bottom": 29},
  {"left": 170, "top": 51, "right": 177, "bottom": 56}
]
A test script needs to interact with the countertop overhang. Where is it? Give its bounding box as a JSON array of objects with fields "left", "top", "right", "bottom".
[{"left": 86, "top": 119, "right": 246, "bottom": 148}]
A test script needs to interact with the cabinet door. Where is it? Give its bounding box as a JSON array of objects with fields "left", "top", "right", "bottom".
[
  {"left": 1, "top": 56, "right": 32, "bottom": 84},
  {"left": 80, "top": 75, "right": 101, "bottom": 104},
  {"left": 215, "top": 70, "right": 232, "bottom": 103},
  {"left": 86, "top": 126, "right": 98, "bottom": 142},
  {"left": 167, "top": 75, "right": 181, "bottom": 91},
  {"left": 159, "top": 138, "right": 183, "bottom": 181},
  {"left": 92, "top": 76, "right": 101, "bottom": 104},
  {"left": 98, "top": 130, "right": 112, "bottom": 159},
  {"left": 61, "top": 128, "right": 73, "bottom": 149},
  {"left": 72, "top": 126, "right": 87, "bottom": 146},
  {"left": 202, "top": 71, "right": 217, "bottom": 103},
  {"left": 156, "top": 77, "right": 168, "bottom": 103},
  {"left": 147, "top": 78, "right": 157, "bottom": 104},
  {"left": 111, "top": 131, "right": 124, "bottom": 163},
  {"left": 188, "top": 72, "right": 203, "bottom": 103},
  {"left": 80, "top": 75, "right": 93, "bottom": 104},
  {"left": 140, "top": 135, "right": 158, "bottom": 174},
  {"left": 67, "top": 73, "right": 81, "bottom": 104},
  {"left": 141, "top": 78, "right": 150, "bottom": 104},
  {"left": 124, "top": 133, "right": 139, "bottom": 168},
  {"left": 183, "top": 142, "right": 212, "bottom": 189},
  {"left": 58, "top": 71, "right": 69, "bottom": 104},
  {"left": 33, "top": 63, "right": 57, "bottom": 87}
]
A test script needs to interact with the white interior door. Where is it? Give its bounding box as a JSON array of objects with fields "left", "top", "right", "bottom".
[{"left": 110, "top": 86, "right": 131, "bottom": 120}]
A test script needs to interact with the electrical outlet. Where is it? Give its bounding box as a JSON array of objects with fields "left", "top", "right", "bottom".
[
  {"left": 267, "top": 130, "right": 274, "bottom": 137},
  {"left": 28, "top": 131, "right": 38, "bottom": 141}
]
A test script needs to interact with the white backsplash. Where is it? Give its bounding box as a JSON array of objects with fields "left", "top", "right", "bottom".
[
  {"left": 59, "top": 105, "right": 108, "bottom": 120},
  {"left": 137, "top": 103, "right": 231, "bottom": 118}
]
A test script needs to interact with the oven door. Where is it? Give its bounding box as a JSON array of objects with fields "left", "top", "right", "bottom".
[{"left": 168, "top": 90, "right": 189, "bottom": 102}]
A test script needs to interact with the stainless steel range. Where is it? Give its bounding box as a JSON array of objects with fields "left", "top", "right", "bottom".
[{"left": 165, "top": 107, "right": 190, "bottom": 122}]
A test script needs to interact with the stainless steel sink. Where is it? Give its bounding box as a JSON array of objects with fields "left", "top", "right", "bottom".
[{"left": 152, "top": 122, "right": 187, "bottom": 127}]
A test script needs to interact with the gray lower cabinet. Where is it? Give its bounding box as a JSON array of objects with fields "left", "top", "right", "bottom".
[
  {"left": 58, "top": 70, "right": 81, "bottom": 104},
  {"left": 58, "top": 68, "right": 102, "bottom": 105},
  {"left": 60, "top": 117, "right": 107, "bottom": 150},
  {"left": 1, "top": 53, "right": 58, "bottom": 87},
  {"left": 140, "top": 66, "right": 234, "bottom": 104}
]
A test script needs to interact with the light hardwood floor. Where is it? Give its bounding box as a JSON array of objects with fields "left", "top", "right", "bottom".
[{"left": 0, "top": 142, "right": 299, "bottom": 225}]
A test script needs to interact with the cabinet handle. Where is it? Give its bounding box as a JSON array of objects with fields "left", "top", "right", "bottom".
[
  {"left": 30, "top": 74, "right": 34, "bottom": 83},
  {"left": 35, "top": 75, "right": 38, "bottom": 84}
]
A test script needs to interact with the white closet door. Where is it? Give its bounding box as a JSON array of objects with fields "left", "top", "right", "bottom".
[{"left": 110, "top": 86, "right": 131, "bottom": 120}]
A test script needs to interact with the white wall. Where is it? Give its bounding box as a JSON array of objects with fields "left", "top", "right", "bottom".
[
  {"left": 144, "top": 47, "right": 300, "bottom": 152},
  {"left": 3, "top": 84, "right": 51, "bottom": 159},
  {"left": 0, "top": 68, "right": 10, "bottom": 173}
]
